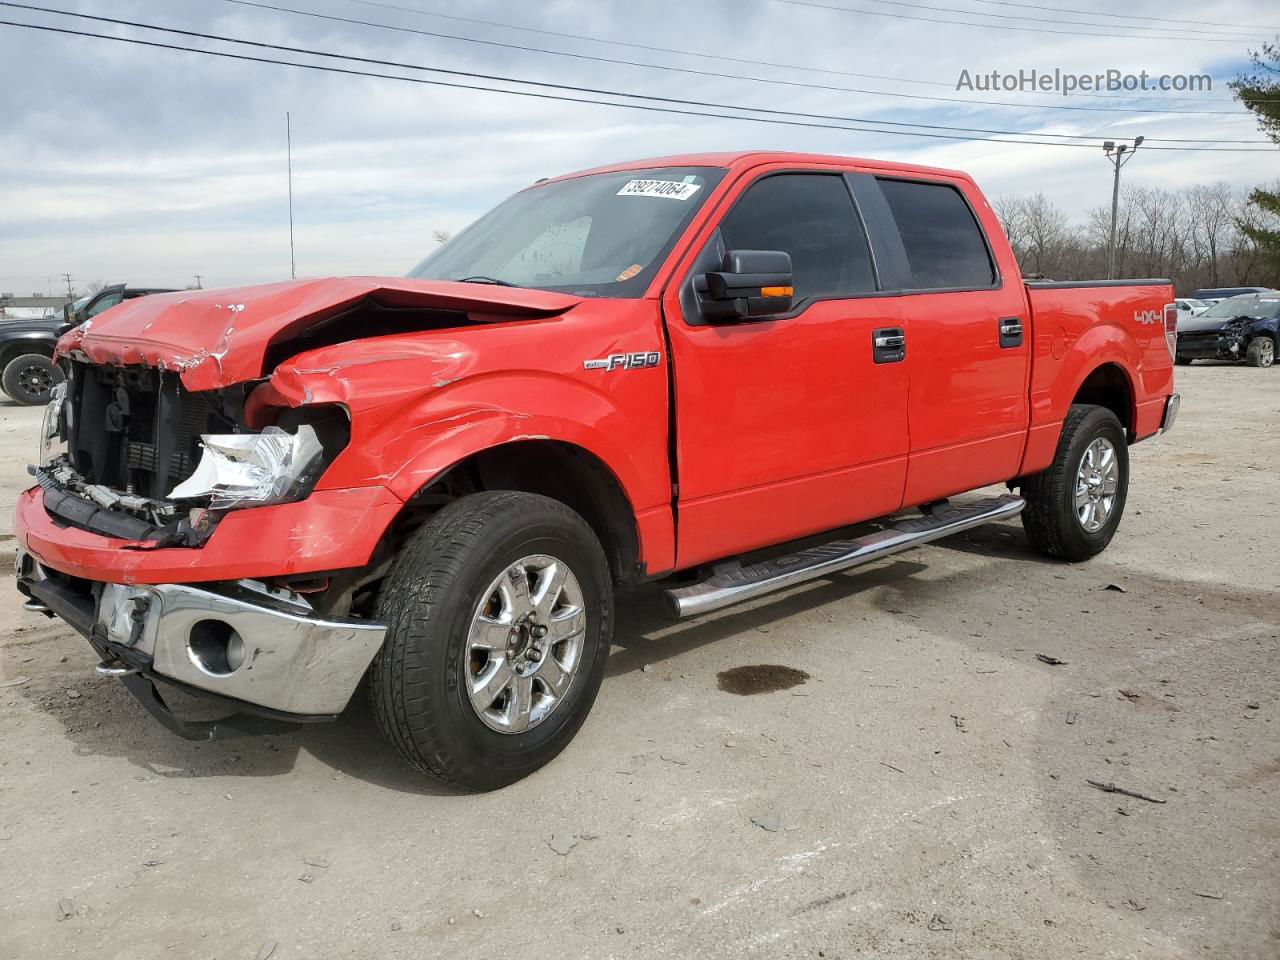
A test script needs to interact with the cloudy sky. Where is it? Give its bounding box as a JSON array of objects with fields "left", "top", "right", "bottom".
[{"left": 1, "top": 0, "right": 1276, "bottom": 293}]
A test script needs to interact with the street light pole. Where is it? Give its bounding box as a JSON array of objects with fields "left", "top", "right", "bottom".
[{"left": 1102, "top": 137, "right": 1144, "bottom": 280}]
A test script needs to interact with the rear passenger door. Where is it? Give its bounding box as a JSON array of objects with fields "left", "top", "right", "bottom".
[
  {"left": 664, "top": 170, "right": 910, "bottom": 568},
  {"left": 872, "top": 177, "right": 1031, "bottom": 504}
]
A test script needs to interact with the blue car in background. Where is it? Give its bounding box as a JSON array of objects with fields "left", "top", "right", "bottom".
[{"left": 1176, "top": 292, "right": 1280, "bottom": 368}]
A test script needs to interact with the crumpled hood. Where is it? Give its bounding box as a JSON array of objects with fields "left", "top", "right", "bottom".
[
  {"left": 58, "top": 276, "right": 583, "bottom": 391},
  {"left": 1177, "top": 313, "right": 1248, "bottom": 334}
]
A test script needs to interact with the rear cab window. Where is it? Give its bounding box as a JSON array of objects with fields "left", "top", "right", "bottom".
[{"left": 877, "top": 178, "right": 996, "bottom": 291}]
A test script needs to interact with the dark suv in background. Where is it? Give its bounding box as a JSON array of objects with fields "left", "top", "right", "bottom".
[
  {"left": 1176, "top": 292, "right": 1280, "bottom": 368},
  {"left": 0, "top": 284, "right": 176, "bottom": 404}
]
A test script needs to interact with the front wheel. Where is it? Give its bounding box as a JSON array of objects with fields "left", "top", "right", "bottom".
[
  {"left": 1020, "top": 405, "right": 1129, "bottom": 562},
  {"left": 2, "top": 353, "right": 63, "bottom": 405},
  {"left": 369, "top": 492, "right": 613, "bottom": 790},
  {"left": 1245, "top": 337, "right": 1275, "bottom": 368}
]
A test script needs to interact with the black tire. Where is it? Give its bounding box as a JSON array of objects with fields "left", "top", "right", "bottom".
[
  {"left": 1020, "top": 405, "right": 1129, "bottom": 562},
  {"left": 1245, "top": 336, "right": 1275, "bottom": 368},
  {"left": 2, "top": 353, "right": 63, "bottom": 405},
  {"left": 1174, "top": 356, "right": 1192, "bottom": 366},
  {"left": 369, "top": 491, "right": 613, "bottom": 790}
]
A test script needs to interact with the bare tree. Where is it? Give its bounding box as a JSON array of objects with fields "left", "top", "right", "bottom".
[
  {"left": 992, "top": 195, "right": 1027, "bottom": 263},
  {"left": 1187, "top": 183, "right": 1235, "bottom": 288},
  {"left": 999, "top": 182, "right": 1276, "bottom": 293},
  {"left": 1019, "top": 193, "right": 1070, "bottom": 276},
  {"left": 431, "top": 229, "right": 452, "bottom": 245}
]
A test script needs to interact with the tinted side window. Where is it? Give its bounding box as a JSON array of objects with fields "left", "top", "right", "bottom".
[
  {"left": 86, "top": 291, "right": 124, "bottom": 318},
  {"left": 878, "top": 179, "right": 995, "bottom": 290},
  {"left": 720, "top": 174, "right": 876, "bottom": 303}
]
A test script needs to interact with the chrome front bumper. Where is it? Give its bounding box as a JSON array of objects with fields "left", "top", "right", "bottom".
[{"left": 17, "top": 550, "right": 385, "bottom": 717}]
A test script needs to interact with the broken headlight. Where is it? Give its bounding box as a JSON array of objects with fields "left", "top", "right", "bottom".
[
  {"left": 167, "top": 425, "right": 325, "bottom": 510},
  {"left": 38, "top": 381, "right": 68, "bottom": 467}
]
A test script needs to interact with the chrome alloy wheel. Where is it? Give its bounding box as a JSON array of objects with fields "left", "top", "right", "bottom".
[
  {"left": 466, "top": 554, "right": 586, "bottom": 734},
  {"left": 1258, "top": 338, "right": 1275, "bottom": 367},
  {"left": 1074, "top": 437, "right": 1120, "bottom": 533}
]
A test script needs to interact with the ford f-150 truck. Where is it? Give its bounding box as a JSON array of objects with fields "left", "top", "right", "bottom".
[{"left": 15, "top": 151, "right": 1179, "bottom": 790}]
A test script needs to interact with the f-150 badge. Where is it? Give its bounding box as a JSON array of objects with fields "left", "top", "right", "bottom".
[{"left": 583, "top": 352, "right": 661, "bottom": 371}]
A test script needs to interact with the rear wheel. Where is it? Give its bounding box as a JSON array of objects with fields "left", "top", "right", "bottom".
[
  {"left": 1245, "top": 337, "right": 1275, "bottom": 368},
  {"left": 2, "top": 354, "right": 63, "bottom": 405},
  {"left": 369, "top": 492, "right": 613, "bottom": 790},
  {"left": 1020, "top": 404, "right": 1129, "bottom": 562}
]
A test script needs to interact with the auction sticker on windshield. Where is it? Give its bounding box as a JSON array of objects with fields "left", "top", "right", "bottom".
[{"left": 617, "top": 179, "right": 702, "bottom": 200}]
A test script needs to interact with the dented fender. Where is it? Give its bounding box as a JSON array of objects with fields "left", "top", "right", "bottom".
[
  {"left": 249, "top": 298, "right": 674, "bottom": 566},
  {"left": 266, "top": 345, "right": 667, "bottom": 512}
]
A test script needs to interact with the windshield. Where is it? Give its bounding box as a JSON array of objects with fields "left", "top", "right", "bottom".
[
  {"left": 1200, "top": 295, "right": 1280, "bottom": 320},
  {"left": 409, "top": 166, "right": 725, "bottom": 297}
]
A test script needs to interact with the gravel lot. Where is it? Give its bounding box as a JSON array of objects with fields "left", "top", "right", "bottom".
[{"left": 1, "top": 364, "right": 1277, "bottom": 960}]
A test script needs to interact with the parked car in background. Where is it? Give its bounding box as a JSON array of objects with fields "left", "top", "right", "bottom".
[
  {"left": 17, "top": 152, "right": 1177, "bottom": 789},
  {"left": 1193, "top": 286, "right": 1273, "bottom": 306},
  {"left": 0, "top": 284, "right": 176, "bottom": 404},
  {"left": 1176, "top": 292, "right": 1280, "bottom": 367},
  {"left": 1175, "top": 297, "right": 1209, "bottom": 318}
]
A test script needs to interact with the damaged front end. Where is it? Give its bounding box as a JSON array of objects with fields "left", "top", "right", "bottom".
[
  {"left": 35, "top": 360, "right": 349, "bottom": 547},
  {"left": 17, "top": 277, "right": 586, "bottom": 738},
  {"left": 1175, "top": 319, "right": 1248, "bottom": 361},
  {"left": 20, "top": 361, "right": 382, "bottom": 735}
]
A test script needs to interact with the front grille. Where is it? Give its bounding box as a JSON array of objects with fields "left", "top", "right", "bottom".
[
  {"left": 1179, "top": 332, "right": 1223, "bottom": 345},
  {"left": 65, "top": 361, "right": 235, "bottom": 499}
]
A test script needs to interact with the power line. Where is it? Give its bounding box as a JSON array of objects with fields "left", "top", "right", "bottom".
[
  {"left": 2, "top": 17, "right": 1274, "bottom": 152},
  {"left": 784, "top": 0, "right": 1264, "bottom": 40},
  {"left": 337, "top": 0, "right": 1243, "bottom": 104},
  {"left": 207, "top": 0, "right": 1260, "bottom": 117},
  {"left": 774, "top": 0, "right": 1264, "bottom": 43},
  {"left": 5, "top": 7, "right": 1267, "bottom": 145},
  {"left": 956, "top": 0, "right": 1279, "bottom": 33}
]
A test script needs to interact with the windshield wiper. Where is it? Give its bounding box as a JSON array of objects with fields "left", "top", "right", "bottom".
[{"left": 454, "top": 275, "right": 521, "bottom": 287}]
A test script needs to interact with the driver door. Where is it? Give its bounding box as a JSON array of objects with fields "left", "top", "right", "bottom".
[{"left": 662, "top": 169, "right": 910, "bottom": 568}]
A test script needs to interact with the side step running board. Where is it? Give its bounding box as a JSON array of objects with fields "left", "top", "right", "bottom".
[{"left": 663, "top": 494, "right": 1025, "bottom": 618}]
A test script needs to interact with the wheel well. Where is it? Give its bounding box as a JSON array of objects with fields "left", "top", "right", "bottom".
[
  {"left": 1072, "top": 363, "right": 1135, "bottom": 439},
  {"left": 398, "top": 440, "right": 641, "bottom": 584},
  {"left": 0, "top": 341, "right": 55, "bottom": 370}
]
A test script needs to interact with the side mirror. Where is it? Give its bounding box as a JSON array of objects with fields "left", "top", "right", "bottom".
[{"left": 702, "top": 250, "right": 793, "bottom": 320}]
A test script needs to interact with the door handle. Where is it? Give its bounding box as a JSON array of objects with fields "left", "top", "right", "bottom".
[
  {"left": 872, "top": 327, "right": 906, "bottom": 364},
  {"left": 999, "top": 317, "right": 1024, "bottom": 348}
]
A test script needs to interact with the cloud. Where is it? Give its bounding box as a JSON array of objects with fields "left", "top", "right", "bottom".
[{"left": 0, "top": 0, "right": 1273, "bottom": 290}]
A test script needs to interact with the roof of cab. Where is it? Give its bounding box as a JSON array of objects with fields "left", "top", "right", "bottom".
[{"left": 541, "top": 151, "right": 972, "bottom": 185}]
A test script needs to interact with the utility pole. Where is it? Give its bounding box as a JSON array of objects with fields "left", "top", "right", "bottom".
[
  {"left": 194, "top": 274, "right": 203, "bottom": 289},
  {"left": 287, "top": 112, "right": 297, "bottom": 280},
  {"left": 1102, "top": 137, "right": 1143, "bottom": 280},
  {"left": 61, "top": 273, "right": 73, "bottom": 300}
]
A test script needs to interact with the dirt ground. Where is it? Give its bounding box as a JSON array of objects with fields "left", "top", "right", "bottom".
[{"left": 1, "top": 363, "right": 1277, "bottom": 960}]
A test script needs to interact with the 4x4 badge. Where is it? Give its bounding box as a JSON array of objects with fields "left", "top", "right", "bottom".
[{"left": 583, "top": 351, "right": 661, "bottom": 371}]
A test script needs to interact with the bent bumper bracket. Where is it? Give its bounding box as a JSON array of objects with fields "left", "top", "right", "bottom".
[{"left": 117, "top": 671, "right": 319, "bottom": 741}]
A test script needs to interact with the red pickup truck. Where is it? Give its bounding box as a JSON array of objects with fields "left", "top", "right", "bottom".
[{"left": 15, "top": 151, "right": 1178, "bottom": 789}]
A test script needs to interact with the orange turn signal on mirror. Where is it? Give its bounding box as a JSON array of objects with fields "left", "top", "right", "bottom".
[{"left": 760, "top": 286, "right": 793, "bottom": 297}]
